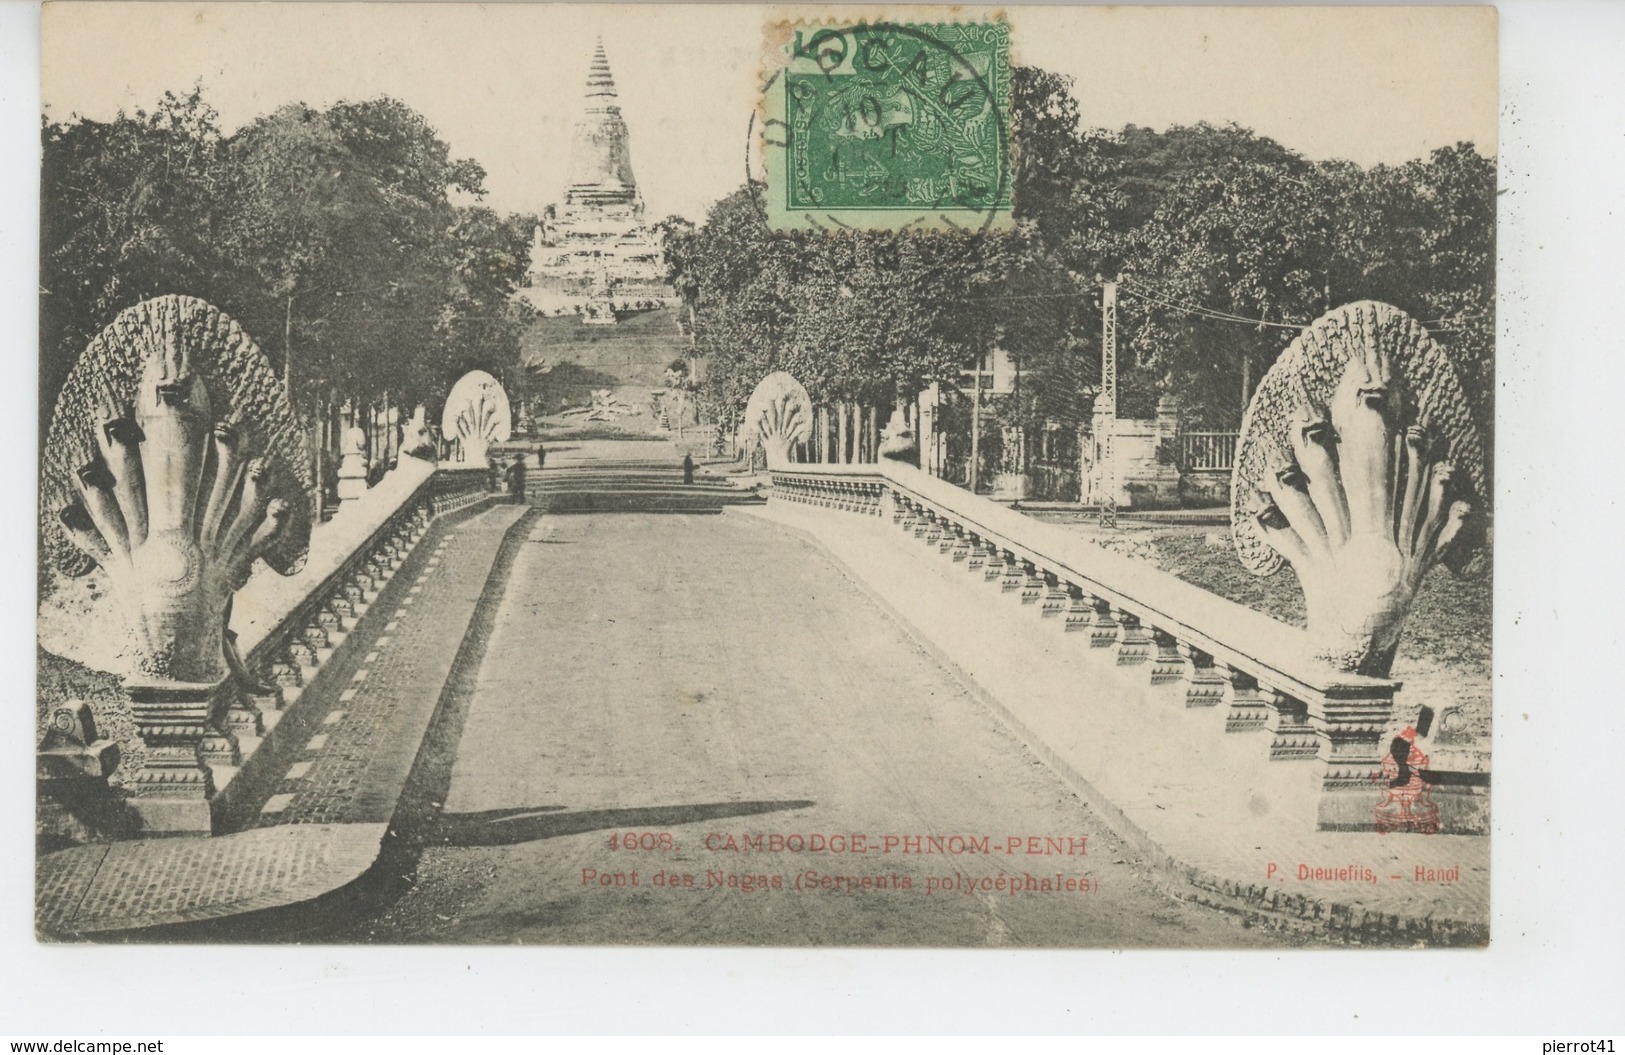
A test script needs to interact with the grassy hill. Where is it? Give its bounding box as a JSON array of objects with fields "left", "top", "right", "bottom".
[{"left": 518, "top": 306, "right": 689, "bottom": 389}]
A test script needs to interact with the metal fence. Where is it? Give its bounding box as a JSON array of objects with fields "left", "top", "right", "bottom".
[{"left": 1181, "top": 431, "right": 1238, "bottom": 471}]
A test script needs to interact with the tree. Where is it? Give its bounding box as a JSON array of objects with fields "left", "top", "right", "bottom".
[
  {"left": 219, "top": 98, "right": 492, "bottom": 414},
  {"left": 664, "top": 67, "right": 1497, "bottom": 481},
  {"left": 432, "top": 206, "right": 535, "bottom": 405},
  {"left": 1119, "top": 147, "right": 1329, "bottom": 424},
  {"left": 40, "top": 87, "right": 233, "bottom": 441},
  {"left": 1328, "top": 145, "right": 1496, "bottom": 433},
  {"left": 669, "top": 186, "right": 1007, "bottom": 460}
]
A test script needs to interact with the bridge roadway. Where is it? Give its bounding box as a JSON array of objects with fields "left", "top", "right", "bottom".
[{"left": 349, "top": 441, "right": 1284, "bottom": 946}]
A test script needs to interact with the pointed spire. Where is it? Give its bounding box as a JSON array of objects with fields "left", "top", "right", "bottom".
[
  {"left": 564, "top": 36, "right": 640, "bottom": 210},
  {"left": 586, "top": 37, "right": 618, "bottom": 100}
]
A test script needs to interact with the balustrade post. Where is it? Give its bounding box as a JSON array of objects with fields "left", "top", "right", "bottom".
[
  {"left": 1064, "top": 585, "right": 1092, "bottom": 633},
  {"left": 999, "top": 551, "right": 1025, "bottom": 594},
  {"left": 341, "top": 580, "right": 367, "bottom": 620},
  {"left": 289, "top": 638, "right": 319, "bottom": 672},
  {"left": 1041, "top": 573, "right": 1069, "bottom": 620},
  {"left": 1269, "top": 693, "right": 1320, "bottom": 761},
  {"left": 1149, "top": 629, "right": 1185, "bottom": 684},
  {"left": 321, "top": 601, "right": 347, "bottom": 637},
  {"left": 330, "top": 594, "right": 357, "bottom": 633},
  {"left": 221, "top": 688, "right": 265, "bottom": 740},
  {"left": 965, "top": 536, "right": 988, "bottom": 573},
  {"left": 938, "top": 522, "right": 961, "bottom": 556},
  {"left": 1019, "top": 561, "right": 1044, "bottom": 605},
  {"left": 922, "top": 512, "right": 944, "bottom": 548},
  {"left": 1114, "top": 610, "right": 1151, "bottom": 665},
  {"left": 983, "top": 544, "right": 1007, "bottom": 583},
  {"left": 1224, "top": 667, "right": 1271, "bottom": 732},
  {"left": 1088, "top": 598, "right": 1119, "bottom": 649},
  {"left": 1178, "top": 644, "right": 1226, "bottom": 707},
  {"left": 220, "top": 627, "right": 271, "bottom": 736},
  {"left": 198, "top": 716, "right": 241, "bottom": 769},
  {"left": 269, "top": 655, "right": 302, "bottom": 691},
  {"left": 302, "top": 620, "right": 330, "bottom": 656},
  {"left": 1314, "top": 690, "right": 1398, "bottom": 830},
  {"left": 949, "top": 526, "right": 971, "bottom": 562}
]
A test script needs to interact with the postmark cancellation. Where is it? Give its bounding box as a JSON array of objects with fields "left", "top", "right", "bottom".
[{"left": 760, "top": 15, "right": 1013, "bottom": 232}]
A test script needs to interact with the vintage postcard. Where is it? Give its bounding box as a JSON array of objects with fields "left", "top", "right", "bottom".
[{"left": 35, "top": 2, "right": 1496, "bottom": 948}]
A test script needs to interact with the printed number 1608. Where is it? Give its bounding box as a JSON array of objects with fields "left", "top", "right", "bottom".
[{"left": 610, "top": 831, "right": 675, "bottom": 851}]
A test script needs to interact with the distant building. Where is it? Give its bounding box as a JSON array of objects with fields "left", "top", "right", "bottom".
[{"left": 519, "top": 39, "right": 674, "bottom": 322}]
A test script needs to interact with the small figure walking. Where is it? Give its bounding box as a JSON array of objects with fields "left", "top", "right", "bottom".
[
  {"left": 505, "top": 453, "right": 528, "bottom": 504},
  {"left": 682, "top": 452, "right": 695, "bottom": 485},
  {"left": 536, "top": 444, "right": 547, "bottom": 472}
]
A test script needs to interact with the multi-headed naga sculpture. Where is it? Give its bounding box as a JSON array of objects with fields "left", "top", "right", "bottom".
[
  {"left": 441, "top": 370, "right": 511, "bottom": 466},
  {"left": 1232, "top": 301, "right": 1485, "bottom": 677},
  {"left": 42, "top": 295, "right": 313, "bottom": 684},
  {"left": 742, "top": 371, "right": 813, "bottom": 469}
]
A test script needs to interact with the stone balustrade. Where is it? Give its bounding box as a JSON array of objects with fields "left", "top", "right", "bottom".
[
  {"left": 237, "top": 462, "right": 493, "bottom": 706},
  {"left": 770, "top": 462, "right": 1401, "bottom": 831},
  {"left": 769, "top": 471, "right": 887, "bottom": 518},
  {"left": 198, "top": 459, "right": 496, "bottom": 828}
]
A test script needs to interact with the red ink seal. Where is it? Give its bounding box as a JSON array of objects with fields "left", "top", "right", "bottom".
[{"left": 1374, "top": 726, "right": 1440, "bottom": 835}]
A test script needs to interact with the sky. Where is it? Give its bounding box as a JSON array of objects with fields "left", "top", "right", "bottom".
[{"left": 42, "top": 2, "right": 1497, "bottom": 227}]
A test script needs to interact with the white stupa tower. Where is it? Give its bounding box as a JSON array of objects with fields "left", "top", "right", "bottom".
[
  {"left": 564, "top": 39, "right": 642, "bottom": 214},
  {"left": 520, "top": 37, "right": 673, "bottom": 318}
]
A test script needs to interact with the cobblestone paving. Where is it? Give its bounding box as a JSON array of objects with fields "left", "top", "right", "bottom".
[
  {"left": 252, "top": 505, "right": 528, "bottom": 827},
  {"left": 39, "top": 823, "right": 387, "bottom": 936}
]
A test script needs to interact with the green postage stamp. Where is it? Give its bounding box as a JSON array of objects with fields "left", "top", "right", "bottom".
[{"left": 761, "top": 20, "right": 1013, "bottom": 232}]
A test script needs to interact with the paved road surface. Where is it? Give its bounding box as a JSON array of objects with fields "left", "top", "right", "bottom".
[{"left": 349, "top": 454, "right": 1288, "bottom": 947}]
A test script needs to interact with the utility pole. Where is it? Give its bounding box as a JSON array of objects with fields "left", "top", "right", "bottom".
[{"left": 1099, "top": 275, "right": 1119, "bottom": 529}]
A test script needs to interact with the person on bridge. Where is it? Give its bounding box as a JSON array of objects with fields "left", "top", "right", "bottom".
[
  {"left": 682, "top": 452, "right": 695, "bottom": 485},
  {"left": 536, "top": 444, "right": 547, "bottom": 472},
  {"left": 505, "top": 453, "right": 528, "bottom": 504}
]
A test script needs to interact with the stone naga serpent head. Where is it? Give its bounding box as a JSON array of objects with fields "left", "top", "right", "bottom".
[
  {"left": 1231, "top": 301, "right": 1486, "bottom": 677},
  {"left": 743, "top": 371, "right": 814, "bottom": 470},
  {"left": 42, "top": 295, "right": 313, "bottom": 683},
  {"left": 441, "top": 370, "right": 511, "bottom": 467}
]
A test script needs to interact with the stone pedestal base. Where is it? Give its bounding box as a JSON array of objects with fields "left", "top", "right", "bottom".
[
  {"left": 126, "top": 676, "right": 227, "bottom": 835},
  {"left": 1316, "top": 781, "right": 1388, "bottom": 832}
]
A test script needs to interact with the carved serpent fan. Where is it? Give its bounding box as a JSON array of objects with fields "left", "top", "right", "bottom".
[
  {"left": 1230, "top": 301, "right": 1486, "bottom": 674},
  {"left": 441, "top": 370, "right": 512, "bottom": 465},
  {"left": 42, "top": 295, "right": 313, "bottom": 581},
  {"left": 1232, "top": 301, "right": 1485, "bottom": 574},
  {"left": 742, "top": 371, "right": 813, "bottom": 469}
]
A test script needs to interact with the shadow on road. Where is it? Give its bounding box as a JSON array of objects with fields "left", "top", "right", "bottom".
[{"left": 432, "top": 801, "right": 817, "bottom": 848}]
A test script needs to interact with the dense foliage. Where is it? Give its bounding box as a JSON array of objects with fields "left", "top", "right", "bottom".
[
  {"left": 666, "top": 66, "right": 1496, "bottom": 446},
  {"left": 40, "top": 87, "right": 534, "bottom": 448}
]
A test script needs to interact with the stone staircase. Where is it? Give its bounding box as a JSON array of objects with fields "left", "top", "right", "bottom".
[{"left": 528, "top": 459, "right": 764, "bottom": 515}]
